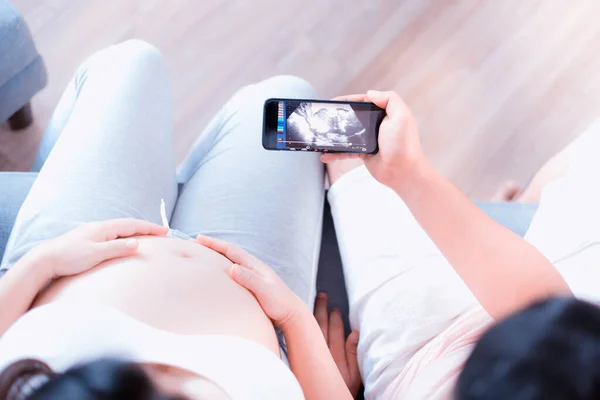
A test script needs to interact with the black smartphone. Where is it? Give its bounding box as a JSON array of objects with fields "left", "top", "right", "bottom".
[{"left": 263, "top": 98, "right": 385, "bottom": 153}]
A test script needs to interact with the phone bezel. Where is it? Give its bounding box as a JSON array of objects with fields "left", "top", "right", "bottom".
[{"left": 262, "top": 98, "right": 383, "bottom": 154}]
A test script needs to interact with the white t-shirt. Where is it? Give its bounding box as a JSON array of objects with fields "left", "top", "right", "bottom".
[{"left": 0, "top": 301, "right": 304, "bottom": 400}]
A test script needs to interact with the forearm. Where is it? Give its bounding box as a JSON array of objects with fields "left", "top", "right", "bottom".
[
  {"left": 282, "top": 304, "right": 353, "bottom": 400},
  {"left": 0, "top": 249, "right": 51, "bottom": 336},
  {"left": 391, "top": 159, "right": 571, "bottom": 320}
]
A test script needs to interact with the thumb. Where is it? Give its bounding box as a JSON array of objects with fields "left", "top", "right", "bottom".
[
  {"left": 95, "top": 238, "right": 139, "bottom": 261},
  {"left": 345, "top": 331, "right": 360, "bottom": 379}
]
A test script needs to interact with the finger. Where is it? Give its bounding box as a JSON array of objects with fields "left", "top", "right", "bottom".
[
  {"left": 94, "top": 238, "right": 139, "bottom": 261},
  {"left": 345, "top": 331, "right": 361, "bottom": 388},
  {"left": 314, "top": 292, "right": 329, "bottom": 341},
  {"left": 332, "top": 94, "right": 368, "bottom": 102},
  {"left": 195, "top": 235, "right": 261, "bottom": 268},
  {"left": 320, "top": 154, "right": 341, "bottom": 164},
  {"left": 366, "top": 90, "right": 409, "bottom": 120},
  {"left": 230, "top": 263, "right": 262, "bottom": 293},
  {"left": 320, "top": 153, "right": 363, "bottom": 164},
  {"left": 99, "top": 219, "right": 168, "bottom": 240},
  {"left": 328, "top": 309, "right": 347, "bottom": 367}
]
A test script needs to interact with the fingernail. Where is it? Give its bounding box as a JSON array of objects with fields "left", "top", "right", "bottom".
[
  {"left": 125, "top": 239, "right": 138, "bottom": 249},
  {"left": 367, "top": 90, "right": 380, "bottom": 96},
  {"left": 318, "top": 292, "right": 327, "bottom": 299}
]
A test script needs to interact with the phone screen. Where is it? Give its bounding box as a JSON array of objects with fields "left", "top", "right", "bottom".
[{"left": 263, "top": 99, "right": 385, "bottom": 153}]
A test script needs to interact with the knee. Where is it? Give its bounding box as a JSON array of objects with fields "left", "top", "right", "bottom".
[
  {"left": 225, "top": 75, "right": 317, "bottom": 117},
  {"left": 256, "top": 75, "right": 317, "bottom": 99},
  {"left": 111, "top": 40, "right": 166, "bottom": 69},
  {"left": 84, "top": 40, "right": 168, "bottom": 79},
  {"left": 260, "top": 75, "right": 315, "bottom": 94},
  {"left": 234, "top": 75, "right": 316, "bottom": 104},
  {"left": 116, "top": 39, "right": 163, "bottom": 56}
]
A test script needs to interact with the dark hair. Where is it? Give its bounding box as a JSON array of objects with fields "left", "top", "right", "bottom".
[
  {"left": 457, "top": 297, "right": 600, "bottom": 400},
  {"left": 0, "top": 358, "right": 185, "bottom": 400}
]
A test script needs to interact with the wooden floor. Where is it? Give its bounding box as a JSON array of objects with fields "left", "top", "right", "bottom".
[{"left": 3, "top": 0, "right": 600, "bottom": 198}]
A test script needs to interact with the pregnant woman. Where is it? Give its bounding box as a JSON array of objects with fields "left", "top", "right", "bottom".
[{"left": 0, "top": 41, "right": 358, "bottom": 399}]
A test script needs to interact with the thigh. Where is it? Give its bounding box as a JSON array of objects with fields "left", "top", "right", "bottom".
[
  {"left": 327, "top": 165, "right": 479, "bottom": 397},
  {"left": 525, "top": 119, "right": 600, "bottom": 301},
  {"left": 170, "top": 76, "right": 325, "bottom": 306},
  {"left": 1, "top": 40, "right": 178, "bottom": 268}
]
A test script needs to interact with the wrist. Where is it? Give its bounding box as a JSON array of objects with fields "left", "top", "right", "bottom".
[
  {"left": 278, "top": 297, "right": 311, "bottom": 334},
  {"left": 20, "top": 244, "right": 57, "bottom": 283},
  {"left": 388, "top": 153, "right": 431, "bottom": 197}
]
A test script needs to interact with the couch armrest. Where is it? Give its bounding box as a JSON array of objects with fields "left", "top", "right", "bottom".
[{"left": 0, "top": 0, "right": 40, "bottom": 87}]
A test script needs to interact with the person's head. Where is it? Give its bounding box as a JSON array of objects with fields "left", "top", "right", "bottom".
[
  {"left": 0, "top": 358, "right": 228, "bottom": 400},
  {"left": 457, "top": 297, "right": 600, "bottom": 400}
]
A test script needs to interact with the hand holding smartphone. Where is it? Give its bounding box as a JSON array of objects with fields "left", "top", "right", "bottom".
[
  {"left": 320, "top": 90, "right": 424, "bottom": 190},
  {"left": 263, "top": 98, "right": 385, "bottom": 154}
]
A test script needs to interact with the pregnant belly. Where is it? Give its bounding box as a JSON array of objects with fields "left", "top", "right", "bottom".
[{"left": 33, "top": 236, "right": 280, "bottom": 356}]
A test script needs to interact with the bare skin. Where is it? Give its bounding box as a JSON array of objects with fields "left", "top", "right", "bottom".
[
  {"left": 141, "top": 363, "right": 230, "bottom": 399},
  {"left": 490, "top": 141, "right": 573, "bottom": 203},
  {"left": 313, "top": 293, "right": 361, "bottom": 397},
  {"left": 33, "top": 237, "right": 279, "bottom": 352}
]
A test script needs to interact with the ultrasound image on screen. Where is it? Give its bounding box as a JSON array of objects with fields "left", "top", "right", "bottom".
[{"left": 286, "top": 102, "right": 368, "bottom": 149}]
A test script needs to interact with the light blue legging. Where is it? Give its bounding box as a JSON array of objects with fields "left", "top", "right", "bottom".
[{"left": 1, "top": 40, "right": 325, "bottom": 308}]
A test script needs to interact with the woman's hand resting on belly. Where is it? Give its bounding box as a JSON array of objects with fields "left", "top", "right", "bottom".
[
  {"left": 195, "top": 235, "right": 304, "bottom": 327},
  {"left": 0, "top": 219, "right": 167, "bottom": 336},
  {"left": 195, "top": 235, "right": 363, "bottom": 399},
  {"left": 33, "top": 218, "right": 169, "bottom": 280}
]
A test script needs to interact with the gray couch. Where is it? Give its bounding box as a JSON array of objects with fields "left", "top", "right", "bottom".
[{"left": 0, "top": 0, "right": 47, "bottom": 129}]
